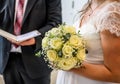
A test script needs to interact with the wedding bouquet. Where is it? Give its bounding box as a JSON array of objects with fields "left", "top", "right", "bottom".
[{"left": 40, "top": 24, "right": 86, "bottom": 70}]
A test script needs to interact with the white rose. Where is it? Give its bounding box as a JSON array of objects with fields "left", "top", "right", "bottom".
[{"left": 42, "top": 37, "right": 49, "bottom": 49}]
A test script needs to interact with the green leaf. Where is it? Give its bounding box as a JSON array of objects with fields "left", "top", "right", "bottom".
[
  {"left": 58, "top": 50, "right": 63, "bottom": 57},
  {"left": 35, "top": 51, "right": 42, "bottom": 57},
  {"left": 63, "top": 33, "right": 71, "bottom": 42}
]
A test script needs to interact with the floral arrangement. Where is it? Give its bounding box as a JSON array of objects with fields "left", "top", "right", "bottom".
[{"left": 39, "top": 24, "right": 86, "bottom": 70}]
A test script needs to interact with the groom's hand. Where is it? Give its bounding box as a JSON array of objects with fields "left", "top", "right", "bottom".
[{"left": 15, "top": 38, "right": 36, "bottom": 46}]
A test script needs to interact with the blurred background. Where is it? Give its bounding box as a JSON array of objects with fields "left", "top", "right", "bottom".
[
  {"left": 0, "top": 0, "right": 87, "bottom": 84},
  {"left": 62, "top": 0, "right": 87, "bottom": 25}
]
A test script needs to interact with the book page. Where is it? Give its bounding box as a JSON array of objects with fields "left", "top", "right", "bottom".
[
  {"left": 0, "top": 29, "right": 41, "bottom": 42},
  {"left": 0, "top": 29, "right": 17, "bottom": 41},
  {"left": 16, "top": 30, "right": 41, "bottom": 42}
]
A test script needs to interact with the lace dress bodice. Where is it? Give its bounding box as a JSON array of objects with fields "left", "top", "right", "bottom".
[
  {"left": 56, "top": 1, "right": 120, "bottom": 84},
  {"left": 75, "top": 1, "right": 120, "bottom": 64},
  {"left": 96, "top": 1, "right": 120, "bottom": 36},
  {"left": 75, "top": 21, "right": 104, "bottom": 64}
]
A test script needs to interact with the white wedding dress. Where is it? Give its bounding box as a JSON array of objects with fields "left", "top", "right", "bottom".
[{"left": 56, "top": 1, "right": 120, "bottom": 84}]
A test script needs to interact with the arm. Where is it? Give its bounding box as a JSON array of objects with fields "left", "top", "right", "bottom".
[
  {"left": 0, "top": 12, "right": 3, "bottom": 26},
  {"left": 72, "top": 31, "right": 120, "bottom": 82},
  {"left": 0, "top": 0, "right": 4, "bottom": 25},
  {"left": 71, "top": 10, "right": 120, "bottom": 83},
  {"left": 71, "top": 62, "right": 113, "bottom": 82},
  {"left": 38, "top": 0, "right": 62, "bottom": 35},
  {"left": 0, "top": 0, "right": 7, "bottom": 26},
  {"left": 35, "top": 0, "right": 62, "bottom": 50},
  {"left": 16, "top": 0, "right": 62, "bottom": 49}
]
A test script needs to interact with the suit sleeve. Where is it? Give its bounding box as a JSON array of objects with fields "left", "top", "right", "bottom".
[
  {"left": 0, "top": 0, "right": 7, "bottom": 26},
  {"left": 35, "top": 0, "right": 62, "bottom": 51},
  {"left": 0, "top": 0, "right": 4, "bottom": 25}
]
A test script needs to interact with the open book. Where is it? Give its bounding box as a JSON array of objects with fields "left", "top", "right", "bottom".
[{"left": 0, "top": 29, "right": 41, "bottom": 42}]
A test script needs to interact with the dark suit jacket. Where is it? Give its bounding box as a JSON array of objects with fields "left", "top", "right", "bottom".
[{"left": 0, "top": 0, "right": 62, "bottom": 79}]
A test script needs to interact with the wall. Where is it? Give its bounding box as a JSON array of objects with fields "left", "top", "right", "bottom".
[{"left": 62, "top": 0, "right": 87, "bottom": 25}]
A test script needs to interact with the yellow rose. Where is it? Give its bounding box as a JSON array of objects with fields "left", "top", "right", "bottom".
[
  {"left": 62, "top": 44, "right": 73, "bottom": 58},
  {"left": 63, "top": 25, "right": 76, "bottom": 34},
  {"left": 42, "top": 37, "right": 49, "bottom": 49},
  {"left": 58, "top": 58, "right": 77, "bottom": 70},
  {"left": 50, "top": 38, "right": 63, "bottom": 50},
  {"left": 47, "top": 50, "right": 58, "bottom": 62},
  {"left": 76, "top": 49, "right": 86, "bottom": 61},
  {"left": 69, "top": 35, "right": 83, "bottom": 48}
]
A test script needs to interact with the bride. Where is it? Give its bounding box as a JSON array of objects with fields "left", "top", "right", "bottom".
[{"left": 56, "top": 0, "right": 120, "bottom": 84}]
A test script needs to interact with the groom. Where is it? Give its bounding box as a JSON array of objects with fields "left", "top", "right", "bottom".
[{"left": 0, "top": 0, "right": 62, "bottom": 84}]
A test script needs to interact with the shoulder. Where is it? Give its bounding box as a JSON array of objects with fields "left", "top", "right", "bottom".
[
  {"left": 97, "top": 1, "right": 120, "bottom": 18},
  {"left": 96, "top": 1, "right": 120, "bottom": 24},
  {"left": 103, "top": 1, "right": 120, "bottom": 11},
  {"left": 96, "top": 1, "right": 120, "bottom": 37}
]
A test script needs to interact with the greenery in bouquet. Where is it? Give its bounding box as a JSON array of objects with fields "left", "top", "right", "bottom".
[{"left": 39, "top": 24, "right": 86, "bottom": 70}]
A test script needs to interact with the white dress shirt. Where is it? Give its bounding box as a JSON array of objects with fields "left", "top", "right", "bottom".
[{"left": 10, "top": 0, "right": 28, "bottom": 53}]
